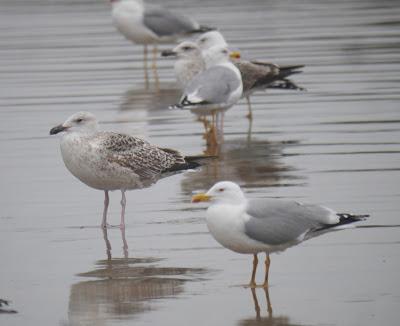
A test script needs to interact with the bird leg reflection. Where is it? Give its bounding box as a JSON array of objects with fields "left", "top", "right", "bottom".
[
  {"left": 249, "top": 254, "right": 258, "bottom": 287},
  {"left": 152, "top": 44, "right": 160, "bottom": 88},
  {"left": 262, "top": 254, "right": 270, "bottom": 288},
  {"left": 250, "top": 287, "right": 273, "bottom": 320},
  {"left": 143, "top": 45, "right": 149, "bottom": 89},
  {"left": 101, "top": 190, "right": 110, "bottom": 229},
  {"left": 120, "top": 190, "right": 126, "bottom": 229},
  {"left": 245, "top": 96, "right": 253, "bottom": 120}
]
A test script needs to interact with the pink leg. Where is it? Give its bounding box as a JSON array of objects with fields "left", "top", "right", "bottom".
[
  {"left": 120, "top": 190, "right": 126, "bottom": 229},
  {"left": 101, "top": 190, "right": 109, "bottom": 229}
]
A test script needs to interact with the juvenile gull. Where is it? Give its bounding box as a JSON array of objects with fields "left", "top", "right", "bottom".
[
  {"left": 161, "top": 41, "right": 205, "bottom": 88},
  {"left": 197, "top": 31, "right": 305, "bottom": 119},
  {"left": 192, "top": 181, "right": 368, "bottom": 287},
  {"left": 110, "top": 0, "right": 213, "bottom": 84},
  {"left": 50, "top": 112, "right": 203, "bottom": 229}
]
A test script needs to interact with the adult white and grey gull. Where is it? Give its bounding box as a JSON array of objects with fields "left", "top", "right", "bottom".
[
  {"left": 170, "top": 44, "right": 243, "bottom": 116},
  {"left": 166, "top": 31, "right": 305, "bottom": 119},
  {"left": 50, "top": 112, "right": 205, "bottom": 229},
  {"left": 192, "top": 181, "right": 368, "bottom": 287},
  {"left": 110, "top": 0, "right": 213, "bottom": 85}
]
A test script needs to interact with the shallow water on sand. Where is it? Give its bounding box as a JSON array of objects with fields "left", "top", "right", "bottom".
[{"left": 1, "top": 0, "right": 400, "bottom": 325}]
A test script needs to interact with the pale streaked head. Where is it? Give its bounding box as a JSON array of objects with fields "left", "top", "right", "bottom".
[
  {"left": 191, "top": 181, "right": 247, "bottom": 205},
  {"left": 161, "top": 41, "right": 202, "bottom": 60},
  {"left": 50, "top": 112, "right": 98, "bottom": 135}
]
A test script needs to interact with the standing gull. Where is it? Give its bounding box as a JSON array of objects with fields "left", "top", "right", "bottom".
[
  {"left": 170, "top": 44, "right": 243, "bottom": 116},
  {"left": 110, "top": 0, "right": 213, "bottom": 86},
  {"left": 192, "top": 181, "right": 368, "bottom": 287},
  {"left": 50, "top": 112, "right": 203, "bottom": 229},
  {"left": 197, "top": 31, "right": 305, "bottom": 119}
]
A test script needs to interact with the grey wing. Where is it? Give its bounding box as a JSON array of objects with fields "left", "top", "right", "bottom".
[
  {"left": 183, "top": 66, "right": 241, "bottom": 104},
  {"left": 98, "top": 132, "right": 178, "bottom": 179},
  {"left": 244, "top": 199, "right": 328, "bottom": 245},
  {"left": 143, "top": 6, "right": 198, "bottom": 37}
]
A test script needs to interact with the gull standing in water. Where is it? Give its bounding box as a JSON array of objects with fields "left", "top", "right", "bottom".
[
  {"left": 110, "top": 0, "right": 213, "bottom": 86},
  {"left": 170, "top": 45, "right": 243, "bottom": 120},
  {"left": 197, "top": 31, "right": 305, "bottom": 119},
  {"left": 50, "top": 112, "right": 204, "bottom": 229},
  {"left": 192, "top": 181, "right": 368, "bottom": 287}
]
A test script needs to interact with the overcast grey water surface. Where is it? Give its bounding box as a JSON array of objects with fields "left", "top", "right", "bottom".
[{"left": 1, "top": 0, "right": 400, "bottom": 325}]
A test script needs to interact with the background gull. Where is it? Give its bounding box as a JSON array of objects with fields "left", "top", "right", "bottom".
[
  {"left": 50, "top": 112, "right": 205, "bottom": 229},
  {"left": 110, "top": 0, "right": 213, "bottom": 86},
  {"left": 170, "top": 45, "right": 242, "bottom": 116},
  {"left": 197, "top": 31, "right": 305, "bottom": 119},
  {"left": 192, "top": 181, "right": 368, "bottom": 288},
  {"left": 161, "top": 41, "right": 205, "bottom": 88}
]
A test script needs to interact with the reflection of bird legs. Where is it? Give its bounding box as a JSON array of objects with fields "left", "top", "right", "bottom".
[
  {"left": 250, "top": 287, "right": 273, "bottom": 320},
  {"left": 247, "top": 115, "right": 253, "bottom": 143},
  {"left": 143, "top": 45, "right": 149, "bottom": 90},
  {"left": 101, "top": 190, "right": 110, "bottom": 229},
  {"left": 152, "top": 44, "right": 160, "bottom": 89},
  {"left": 121, "top": 227, "right": 129, "bottom": 258},
  {"left": 102, "top": 228, "right": 112, "bottom": 260},
  {"left": 246, "top": 96, "right": 253, "bottom": 120},
  {"left": 120, "top": 190, "right": 126, "bottom": 229}
]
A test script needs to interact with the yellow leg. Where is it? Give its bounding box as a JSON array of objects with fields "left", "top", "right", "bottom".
[
  {"left": 249, "top": 254, "right": 258, "bottom": 287},
  {"left": 262, "top": 254, "right": 270, "bottom": 288}
]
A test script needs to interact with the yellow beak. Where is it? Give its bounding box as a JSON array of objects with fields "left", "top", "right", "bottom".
[
  {"left": 191, "top": 193, "right": 211, "bottom": 203},
  {"left": 229, "top": 51, "right": 241, "bottom": 60}
]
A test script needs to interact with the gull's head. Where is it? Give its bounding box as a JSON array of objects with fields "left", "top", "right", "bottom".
[
  {"left": 191, "top": 181, "right": 246, "bottom": 205},
  {"left": 196, "top": 31, "right": 228, "bottom": 51},
  {"left": 161, "top": 41, "right": 202, "bottom": 60},
  {"left": 50, "top": 112, "right": 98, "bottom": 135},
  {"left": 203, "top": 45, "right": 231, "bottom": 68}
]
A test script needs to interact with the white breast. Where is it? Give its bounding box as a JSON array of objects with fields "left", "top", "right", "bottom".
[
  {"left": 206, "top": 204, "right": 270, "bottom": 254},
  {"left": 112, "top": 1, "right": 158, "bottom": 44}
]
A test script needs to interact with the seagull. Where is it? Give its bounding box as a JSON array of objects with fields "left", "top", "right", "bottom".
[
  {"left": 191, "top": 181, "right": 369, "bottom": 288},
  {"left": 160, "top": 41, "right": 205, "bottom": 88},
  {"left": 110, "top": 0, "right": 213, "bottom": 85},
  {"left": 196, "top": 31, "right": 305, "bottom": 119},
  {"left": 170, "top": 44, "right": 243, "bottom": 115},
  {"left": 50, "top": 111, "right": 204, "bottom": 229}
]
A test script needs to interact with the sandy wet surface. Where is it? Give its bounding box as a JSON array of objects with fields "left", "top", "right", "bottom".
[{"left": 1, "top": 0, "right": 400, "bottom": 325}]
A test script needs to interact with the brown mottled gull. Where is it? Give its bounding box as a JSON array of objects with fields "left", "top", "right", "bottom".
[{"left": 50, "top": 111, "right": 202, "bottom": 229}]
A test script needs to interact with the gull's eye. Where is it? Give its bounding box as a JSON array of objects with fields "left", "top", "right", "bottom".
[
  {"left": 182, "top": 46, "right": 192, "bottom": 51},
  {"left": 199, "top": 38, "right": 206, "bottom": 43},
  {"left": 218, "top": 188, "right": 224, "bottom": 192},
  {"left": 76, "top": 118, "right": 83, "bottom": 123},
  {"left": 222, "top": 49, "right": 228, "bottom": 54}
]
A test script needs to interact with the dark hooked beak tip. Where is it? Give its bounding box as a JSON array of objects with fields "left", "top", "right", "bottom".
[
  {"left": 161, "top": 50, "right": 177, "bottom": 57},
  {"left": 50, "top": 124, "right": 67, "bottom": 135}
]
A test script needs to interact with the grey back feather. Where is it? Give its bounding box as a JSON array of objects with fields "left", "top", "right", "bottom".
[
  {"left": 244, "top": 199, "right": 331, "bottom": 245},
  {"left": 183, "top": 66, "right": 241, "bottom": 104},
  {"left": 143, "top": 7, "right": 197, "bottom": 37}
]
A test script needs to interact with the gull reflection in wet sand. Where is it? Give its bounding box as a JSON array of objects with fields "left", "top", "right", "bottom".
[
  {"left": 239, "top": 288, "right": 303, "bottom": 326},
  {"left": 181, "top": 137, "right": 303, "bottom": 194},
  {"left": 67, "top": 229, "right": 207, "bottom": 325}
]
